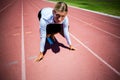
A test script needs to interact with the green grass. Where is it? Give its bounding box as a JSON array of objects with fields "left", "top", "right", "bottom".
[{"left": 49, "top": 0, "right": 120, "bottom": 16}]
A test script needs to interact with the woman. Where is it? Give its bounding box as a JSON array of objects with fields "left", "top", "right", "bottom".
[{"left": 35, "top": 2, "right": 75, "bottom": 62}]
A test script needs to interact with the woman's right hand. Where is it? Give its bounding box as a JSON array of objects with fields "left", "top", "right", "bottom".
[{"left": 34, "top": 52, "right": 44, "bottom": 62}]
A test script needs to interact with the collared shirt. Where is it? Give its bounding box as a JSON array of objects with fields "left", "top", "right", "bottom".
[{"left": 39, "top": 7, "right": 71, "bottom": 52}]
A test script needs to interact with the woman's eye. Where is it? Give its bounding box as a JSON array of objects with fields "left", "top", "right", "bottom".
[
  {"left": 56, "top": 14, "right": 65, "bottom": 18},
  {"left": 56, "top": 14, "right": 60, "bottom": 17}
]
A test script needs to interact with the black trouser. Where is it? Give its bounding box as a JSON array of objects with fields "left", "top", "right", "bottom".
[{"left": 38, "top": 10, "right": 63, "bottom": 35}]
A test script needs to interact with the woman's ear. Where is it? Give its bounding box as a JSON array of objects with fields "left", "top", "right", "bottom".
[{"left": 52, "top": 10, "right": 56, "bottom": 15}]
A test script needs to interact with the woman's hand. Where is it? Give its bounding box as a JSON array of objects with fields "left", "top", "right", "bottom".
[
  {"left": 69, "top": 45, "right": 75, "bottom": 50},
  {"left": 34, "top": 52, "right": 44, "bottom": 62}
]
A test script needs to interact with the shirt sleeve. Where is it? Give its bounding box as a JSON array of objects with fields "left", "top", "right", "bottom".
[
  {"left": 63, "top": 17, "right": 72, "bottom": 45},
  {"left": 39, "top": 7, "right": 53, "bottom": 52},
  {"left": 39, "top": 18, "right": 47, "bottom": 52}
]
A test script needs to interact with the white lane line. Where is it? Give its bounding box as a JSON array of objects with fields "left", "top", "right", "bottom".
[
  {"left": 70, "top": 6, "right": 120, "bottom": 19},
  {"left": 21, "top": 0, "right": 26, "bottom": 80},
  {"left": 70, "top": 33, "right": 120, "bottom": 76},
  {"left": 0, "top": 0, "right": 16, "bottom": 13},
  {"left": 70, "top": 15, "right": 120, "bottom": 39},
  {"left": 69, "top": 5, "right": 120, "bottom": 19},
  {"left": 28, "top": 56, "right": 37, "bottom": 60},
  {"left": 7, "top": 61, "right": 18, "bottom": 66}
]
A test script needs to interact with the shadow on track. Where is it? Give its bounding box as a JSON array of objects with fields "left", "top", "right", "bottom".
[{"left": 43, "top": 37, "right": 70, "bottom": 55}]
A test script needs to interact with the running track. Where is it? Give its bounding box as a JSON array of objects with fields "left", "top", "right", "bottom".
[{"left": 0, "top": 0, "right": 120, "bottom": 80}]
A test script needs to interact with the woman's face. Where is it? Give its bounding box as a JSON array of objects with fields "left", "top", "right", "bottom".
[{"left": 53, "top": 10, "right": 67, "bottom": 23}]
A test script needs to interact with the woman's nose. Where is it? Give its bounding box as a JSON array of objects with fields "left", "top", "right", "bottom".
[{"left": 58, "top": 17, "right": 62, "bottom": 21}]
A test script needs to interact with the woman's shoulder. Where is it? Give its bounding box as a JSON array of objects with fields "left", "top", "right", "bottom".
[
  {"left": 41, "top": 7, "right": 53, "bottom": 15},
  {"left": 41, "top": 7, "right": 53, "bottom": 20},
  {"left": 42, "top": 7, "right": 53, "bottom": 11},
  {"left": 62, "top": 16, "right": 68, "bottom": 23}
]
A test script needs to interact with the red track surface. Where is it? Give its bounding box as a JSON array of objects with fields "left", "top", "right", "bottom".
[{"left": 0, "top": 0, "right": 120, "bottom": 80}]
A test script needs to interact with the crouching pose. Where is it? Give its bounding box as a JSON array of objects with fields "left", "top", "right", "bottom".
[{"left": 35, "top": 2, "right": 75, "bottom": 62}]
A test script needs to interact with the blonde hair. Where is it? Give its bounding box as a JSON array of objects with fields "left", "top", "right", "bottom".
[{"left": 54, "top": 2, "right": 68, "bottom": 12}]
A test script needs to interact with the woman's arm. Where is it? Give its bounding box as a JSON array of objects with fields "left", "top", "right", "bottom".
[
  {"left": 63, "top": 17, "right": 75, "bottom": 50},
  {"left": 39, "top": 18, "right": 47, "bottom": 52}
]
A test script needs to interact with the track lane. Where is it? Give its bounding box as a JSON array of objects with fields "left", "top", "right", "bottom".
[
  {"left": 68, "top": 10, "right": 120, "bottom": 38},
  {"left": 0, "top": 0, "right": 22, "bottom": 80},
  {"left": 0, "top": 0, "right": 17, "bottom": 13},
  {"left": 68, "top": 11, "right": 120, "bottom": 72}
]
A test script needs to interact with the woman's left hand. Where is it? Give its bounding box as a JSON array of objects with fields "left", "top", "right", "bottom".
[{"left": 69, "top": 45, "right": 75, "bottom": 50}]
